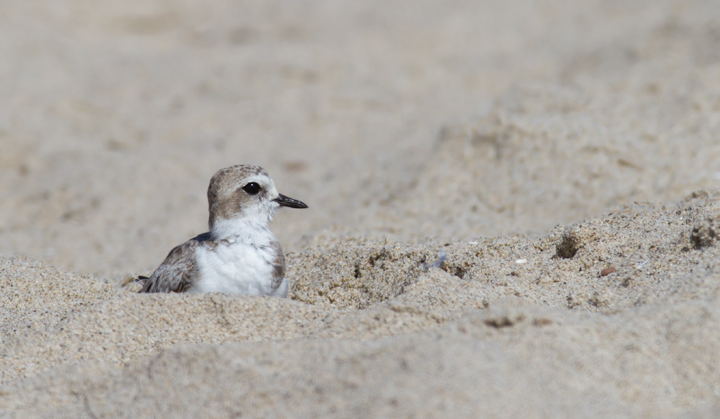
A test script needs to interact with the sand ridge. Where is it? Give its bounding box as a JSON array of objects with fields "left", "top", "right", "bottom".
[{"left": 2, "top": 196, "right": 720, "bottom": 416}]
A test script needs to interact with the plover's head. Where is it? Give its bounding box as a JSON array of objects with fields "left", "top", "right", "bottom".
[{"left": 207, "top": 165, "right": 307, "bottom": 237}]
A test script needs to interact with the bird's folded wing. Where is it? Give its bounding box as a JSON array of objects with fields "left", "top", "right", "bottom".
[
  {"left": 269, "top": 240, "right": 286, "bottom": 289},
  {"left": 139, "top": 240, "right": 201, "bottom": 293}
]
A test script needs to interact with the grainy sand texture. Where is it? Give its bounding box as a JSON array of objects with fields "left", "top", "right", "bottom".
[{"left": 2, "top": 0, "right": 720, "bottom": 417}]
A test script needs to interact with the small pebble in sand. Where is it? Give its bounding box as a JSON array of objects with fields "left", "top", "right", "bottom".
[{"left": 600, "top": 267, "right": 616, "bottom": 276}]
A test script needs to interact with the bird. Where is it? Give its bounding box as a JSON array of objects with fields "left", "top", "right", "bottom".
[{"left": 137, "top": 164, "right": 307, "bottom": 297}]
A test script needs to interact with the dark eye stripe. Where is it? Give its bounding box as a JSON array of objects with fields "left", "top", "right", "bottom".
[{"left": 242, "top": 182, "right": 261, "bottom": 195}]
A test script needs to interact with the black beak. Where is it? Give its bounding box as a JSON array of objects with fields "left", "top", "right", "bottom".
[{"left": 273, "top": 194, "right": 308, "bottom": 209}]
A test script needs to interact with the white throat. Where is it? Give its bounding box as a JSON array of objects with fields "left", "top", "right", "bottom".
[
  {"left": 208, "top": 186, "right": 281, "bottom": 242},
  {"left": 212, "top": 217, "right": 276, "bottom": 242}
]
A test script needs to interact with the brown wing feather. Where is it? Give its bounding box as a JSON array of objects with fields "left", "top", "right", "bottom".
[
  {"left": 138, "top": 233, "right": 209, "bottom": 293},
  {"left": 268, "top": 240, "right": 286, "bottom": 289}
]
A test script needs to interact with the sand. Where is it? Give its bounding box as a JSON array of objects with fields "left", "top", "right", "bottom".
[{"left": 2, "top": 0, "right": 720, "bottom": 417}]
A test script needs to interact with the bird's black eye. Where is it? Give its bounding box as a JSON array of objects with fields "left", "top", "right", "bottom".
[{"left": 242, "top": 182, "right": 261, "bottom": 195}]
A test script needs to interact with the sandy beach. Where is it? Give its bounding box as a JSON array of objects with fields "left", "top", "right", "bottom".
[{"left": 2, "top": 0, "right": 720, "bottom": 417}]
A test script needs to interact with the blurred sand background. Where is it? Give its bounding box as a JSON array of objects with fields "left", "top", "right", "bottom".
[{"left": 2, "top": 0, "right": 720, "bottom": 417}]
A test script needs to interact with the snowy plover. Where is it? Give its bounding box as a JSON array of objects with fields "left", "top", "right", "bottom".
[{"left": 138, "top": 164, "right": 307, "bottom": 297}]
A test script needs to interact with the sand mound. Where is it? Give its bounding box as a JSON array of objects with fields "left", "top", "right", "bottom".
[
  {"left": 4, "top": 296, "right": 720, "bottom": 418},
  {"left": 3, "top": 197, "right": 720, "bottom": 417}
]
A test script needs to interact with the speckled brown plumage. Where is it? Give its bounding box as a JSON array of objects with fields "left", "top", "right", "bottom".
[{"left": 139, "top": 233, "right": 208, "bottom": 293}]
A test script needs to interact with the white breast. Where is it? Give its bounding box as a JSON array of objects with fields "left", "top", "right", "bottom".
[{"left": 192, "top": 241, "right": 287, "bottom": 297}]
